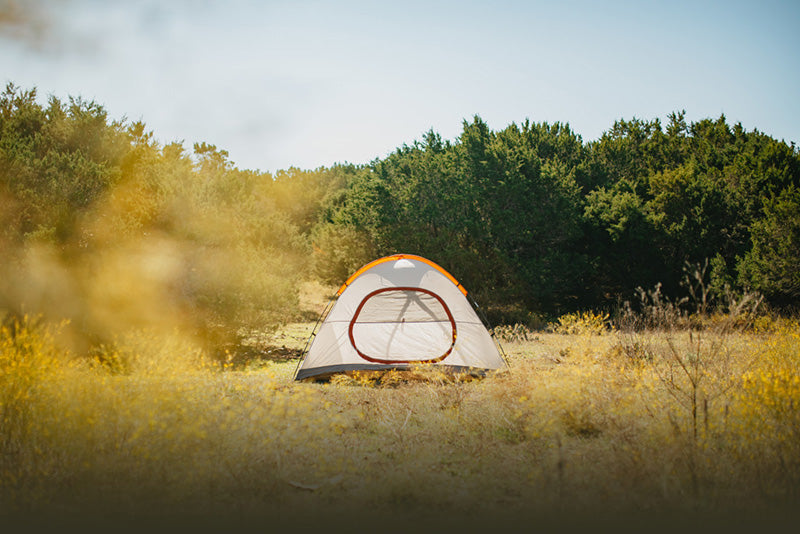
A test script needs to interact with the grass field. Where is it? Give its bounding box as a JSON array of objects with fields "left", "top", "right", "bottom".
[{"left": 2, "top": 311, "right": 799, "bottom": 532}]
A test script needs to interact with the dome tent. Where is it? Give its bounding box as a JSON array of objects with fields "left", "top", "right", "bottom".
[{"left": 295, "top": 254, "right": 507, "bottom": 381}]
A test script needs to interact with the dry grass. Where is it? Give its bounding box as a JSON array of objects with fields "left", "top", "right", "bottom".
[{"left": 2, "top": 315, "right": 799, "bottom": 531}]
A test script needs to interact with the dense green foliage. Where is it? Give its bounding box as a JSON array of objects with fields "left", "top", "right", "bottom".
[
  {"left": 315, "top": 120, "right": 588, "bottom": 314},
  {"left": 317, "top": 112, "right": 800, "bottom": 318},
  {"left": 2, "top": 83, "right": 798, "bottom": 347}
]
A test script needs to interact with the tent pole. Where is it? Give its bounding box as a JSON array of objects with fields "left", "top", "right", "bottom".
[
  {"left": 293, "top": 295, "right": 336, "bottom": 380},
  {"left": 467, "top": 293, "right": 511, "bottom": 370}
]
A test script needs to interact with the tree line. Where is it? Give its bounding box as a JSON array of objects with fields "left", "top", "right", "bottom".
[
  {"left": 0, "top": 84, "right": 345, "bottom": 350},
  {"left": 1, "top": 83, "right": 798, "bottom": 349},
  {"left": 315, "top": 113, "right": 800, "bottom": 320}
]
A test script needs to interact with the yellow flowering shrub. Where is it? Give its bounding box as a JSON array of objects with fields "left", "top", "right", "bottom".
[
  {"left": 0, "top": 317, "right": 62, "bottom": 436},
  {"left": 0, "top": 316, "right": 67, "bottom": 502},
  {"left": 550, "top": 311, "right": 611, "bottom": 336},
  {"left": 732, "top": 322, "right": 800, "bottom": 485}
]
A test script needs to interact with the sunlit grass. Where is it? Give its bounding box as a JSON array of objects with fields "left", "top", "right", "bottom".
[{"left": 2, "top": 315, "right": 799, "bottom": 527}]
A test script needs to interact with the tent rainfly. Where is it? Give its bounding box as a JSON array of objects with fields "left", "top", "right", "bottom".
[{"left": 294, "top": 254, "right": 507, "bottom": 381}]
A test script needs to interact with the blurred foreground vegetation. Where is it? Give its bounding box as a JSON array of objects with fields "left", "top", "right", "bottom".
[
  {"left": 0, "top": 83, "right": 350, "bottom": 354},
  {"left": 1, "top": 311, "right": 799, "bottom": 528}
]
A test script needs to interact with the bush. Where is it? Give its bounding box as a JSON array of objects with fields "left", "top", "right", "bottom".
[
  {"left": 0, "top": 315, "right": 65, "bottom": 494},
  {"left": 310, "top": 223, "right": 375, "bottom": 286},
  {"left": 493, "top": 323, "right": 534, "bottom": 343},
  {"left": 550, "top": 311, "right": 611, "bottom": 335}
]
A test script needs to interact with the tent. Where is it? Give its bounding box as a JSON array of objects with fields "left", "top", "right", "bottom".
[{"left": 294, "top": 254, "right": 507, "bottom": 381}]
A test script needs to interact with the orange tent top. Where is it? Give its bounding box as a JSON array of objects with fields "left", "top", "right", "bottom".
[{"left": 336, "top": 254, "right": 467, "bottom": 296}]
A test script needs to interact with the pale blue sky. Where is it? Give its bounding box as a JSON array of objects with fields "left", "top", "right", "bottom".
[{"left": 1, "top": 0, "right": 798, "bottom": 172}]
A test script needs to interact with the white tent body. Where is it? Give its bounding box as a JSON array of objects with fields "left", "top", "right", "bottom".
[{"left": 295, "top": 254, "right": 506, "bottom": 381}]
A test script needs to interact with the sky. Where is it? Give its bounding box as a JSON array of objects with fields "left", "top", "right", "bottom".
[{"left": 1, "top": 0, "right": 798, "bottom": 173}]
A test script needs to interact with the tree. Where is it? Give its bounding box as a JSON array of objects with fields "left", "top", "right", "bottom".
[
  {"left": 318, "top": 117, "right": 587, "bottom": 315},
  {"left": 0, "top": 83, "right": 310, "bottom": 356},
  {"left": 738, "top": 186, "right": 800, "bottom": 305},
  {"left": 582, "top": 185, "right": 663, "bottom": 302}
]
